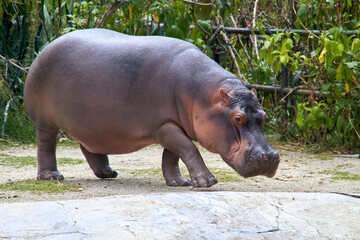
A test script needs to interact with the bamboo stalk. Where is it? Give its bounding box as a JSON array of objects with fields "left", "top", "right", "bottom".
[
  {"left": 220, "top": 32, "right": 247, "bottom": 83},
  {"left": 251, "top": 0, "right": 259, "bottom": 60},
  {"left": 215, "top": 27, "right": 360, "bottom": 36},
  {"left": 244, "top": 84, "right": 325, "bottom": 97},
  {"left": 230, "top": 15, "right": 253, "bottom": 70}
]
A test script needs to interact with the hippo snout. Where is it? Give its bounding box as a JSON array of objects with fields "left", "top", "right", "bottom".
[
  {"left": 256, "top": 149, "right": 280, "bottom": 177},
  {"left": 233, "top": 147, "right": 280, "bottom": 178}
]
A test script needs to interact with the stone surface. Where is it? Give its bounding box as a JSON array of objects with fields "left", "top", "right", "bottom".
[{"left": 0, "top": 192, "right": 359, "bottom": 239}]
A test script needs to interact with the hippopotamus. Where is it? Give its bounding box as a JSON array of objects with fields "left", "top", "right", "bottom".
[{"left": 24, "top": 29, "right": 279, "bottom": 187}]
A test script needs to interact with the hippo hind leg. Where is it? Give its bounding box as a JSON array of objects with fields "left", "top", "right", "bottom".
[
  {"left": 80, "top": 144, "right": 117, "bottom": 179},
  {"left": 36, "top": 127, "right": 64, "bottom": 180},
  {"left": 162, "top": 148, "right": 191, "bottom": 187}
]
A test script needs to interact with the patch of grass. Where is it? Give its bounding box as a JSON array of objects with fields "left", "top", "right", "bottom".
[
  {"left": 0, "top": 142, "right": 18, "bottom": 149},
  {"left": 128, "top": 168, "right": 163, "bottom": 177},
  {"left": 319, "top": 170, "right": 360, "bottom": 181},
  {"left": 58, "top": 157, "right": 84, "bottom": 165},
  {"left": 210, "top": 168, "right": 244, "bottom": 182},
  {"left": 293, "top": 159, "right": 305, "bottom": 163},
  {"left": 0, "top": 154, "right": 84, "bottom": 168},
  {"left": 317, "top": 155, "right": 335, "bottom": 161},
  {"left": 0, "top": 154, "right": 37, "bottom": 167},
  {"left": 56, "top": 140, "right": 80, "bottom": 147},
  {"left": 117, "top": 168, "right": 164, "bottom": 180},
  {"left": 0, "top": 180, "right": 83, "bottom": 193},
  {"left": 335, "top": 164, "right": 354, "bottom": 169}
]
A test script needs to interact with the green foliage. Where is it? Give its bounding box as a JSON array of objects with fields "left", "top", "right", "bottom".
[
  {"left": 253, "top": 8, "right": 360, "bottom": 149},
  {"left": 0, "top": 154, "right": 84, "bottom": 168},
  {"left": 319, "top": 170, "right": 360, "bottom": 181},
  {"left": 0, "top": 180, "right": 83, "bottom": 193},
  {"left": 4, "top": 101, "right": 36, "bottom": 143},
  {"left": 0, "top": 0, "right": 359, "bottom": 150}
]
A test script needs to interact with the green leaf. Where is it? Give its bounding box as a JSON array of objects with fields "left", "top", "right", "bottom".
[
  {"left": 344, "top": 61, "right": 359, "bottom": 69},
  {"left": 266, "top": 47, "right": 275, "bottom": 65},
  {"left": 327, "top": 68, "right": 336, "bottom": 81},
  {"left": 334, "top": 87, "right": 342, "bottom": 98},
  {"left": 165, "top": 25, "right": 184, "bottom": 39},
  {"left": 291, "top": 60, "right": 299, "bottom": 72},
  {"left": 327, "top": 93, "right": 333, "bottom": 103},
  {"left": 296, "top": 110, "right": 304, "bottom": 127},
  {"left": 351, "top": 39, "right": 360, "bottom": 52},
  {"left": 326, "top": 0, "right": 334, "bottom": 7},
  {"left": 285, "top": 38, "right": 293, "bottom": 50},
  {"left": 294, "top": 34, "right": 300, "bottom": 43},
  {"left": 325, "top": 52, "right": 334, "bottom": 68},
  {"left": 275, "top": 61, "right": 282, "bottom": 72},
  {"left": 322, "top": 83, "right": 331, "bottom": 91},
  {"left": 325, "top": 116, "right": 333, "bottom": 130},
  {"left": 259, "top": 25, "right": 265, "bottom": 35},
  {"left": 273, "top": 33, "right": 283, "bottom": 43},
  {"left": 195, "top": 0, "right": 212, "bottom": 20},
  {"left": 178, "top": 16, "right": 190, "bottom": 33},
  {"left": 297, "top": 6, "right": 307, "bottom": 25},
  {"left": 336, "top": 43, "right": 344, "bottom": 55},
  {"left": 264, "top": 40, "right": 271, "bottom": 49},
  {"left": 280, "top": 55, "right": 288, "bottom": 65},
  {"left": 336, "top": 64, "right": 342, "bottom": 81},
  {"left": 336, "top": 116, "right": 344, "bottom": 137},
  {"left": 197, "top": 20, "right": 212, "bottom": 33},
  {"left": 333, "top": 27, "right": 342, "bottom": 41},
  {"left": 43, "top": 4, "right": 51, "bottom": 24},
  {"left": 91, "top": 8, "right": 100, "bottom": 15},
  {"left": 259, "top": 48, "right": 266, "bottom": 59}
]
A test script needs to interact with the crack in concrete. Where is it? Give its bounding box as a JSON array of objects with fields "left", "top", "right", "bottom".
[
  {"left": 238, "top": 195, "right": 281, "bottom": 235},
  {"left": 234, "top": 228, "right": 280, "bottom": 234},
  {"left": 270, "top": 195, "right": 281, "bottom": 232},
  {"left": 125, "top": 224, "right": 137, "bottom": 237},
  {"left": 33, "top": 231, "right": 88, "bottom": 239},
  {"left": 297, "top": 215, "right": 329, "bottom": 239},
  {"left": 56, "top": 201, "right": 91, "bottom": 238},
  {"left": 269, "top": 198, "right": 331, "bottom": 239}
]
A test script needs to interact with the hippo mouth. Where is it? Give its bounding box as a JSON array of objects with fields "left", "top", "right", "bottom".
[{"left": 222, "top": 149, "right": 280, "bottom": 178}]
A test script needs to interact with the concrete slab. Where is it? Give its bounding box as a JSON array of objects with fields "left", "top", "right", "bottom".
[{"left": 0, "top": 192, "right": 359, "bottom": 240}]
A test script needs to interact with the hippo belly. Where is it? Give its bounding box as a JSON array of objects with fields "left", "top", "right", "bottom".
[{"left": 24, "top": 29, "right": 279, "bottom": 187}]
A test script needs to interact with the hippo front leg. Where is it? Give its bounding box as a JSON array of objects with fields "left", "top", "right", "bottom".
[
  {"left": 162, "top": 148, "right": 191, "bottom": 187},
  {"left": 157, "top": 123, "right": 218, "bottom": 187}
]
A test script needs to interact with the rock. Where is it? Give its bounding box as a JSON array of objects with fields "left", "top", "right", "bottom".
[{"left": 0, "top": 192, "right": 359, "bottom": 239}]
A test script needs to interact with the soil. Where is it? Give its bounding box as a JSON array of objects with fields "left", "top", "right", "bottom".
[{"left": 0, "top": 143, "right": 359, "bottom": 203}]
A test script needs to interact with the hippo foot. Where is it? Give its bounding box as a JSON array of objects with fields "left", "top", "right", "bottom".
[
  {"left": 94, "top": 168, "right": 118, "bottom": 179},
  {"left": 191, "top": 175, "right": 218, "bottom": 188},
  {"left": 166, "top": 176, "right": 192, "bottom": 187},
  {"left": 37, "top": 170, "right": 64, "bottom": 180}
]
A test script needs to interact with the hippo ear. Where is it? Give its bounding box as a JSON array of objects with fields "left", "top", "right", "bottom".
[{"left": 219, "top": 88, "right": 233, "bottom": 106}]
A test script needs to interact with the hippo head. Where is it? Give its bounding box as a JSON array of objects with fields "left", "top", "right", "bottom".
[{"left": 193, "top": 79, "right": 280, "bottom": 178}]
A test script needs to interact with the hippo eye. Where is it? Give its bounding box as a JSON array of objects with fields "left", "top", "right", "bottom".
[{"left": 233, "top": 112, "right": 247, "bottom": 128}]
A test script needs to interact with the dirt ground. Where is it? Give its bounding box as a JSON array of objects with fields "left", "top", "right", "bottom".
[{"left": 0, "top": 143, "right": 359, "bottom": 203}]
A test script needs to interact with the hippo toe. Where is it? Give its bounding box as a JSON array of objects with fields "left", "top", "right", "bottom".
[{"left": 37, "top": 170, "right": 64, "bottom": 180}]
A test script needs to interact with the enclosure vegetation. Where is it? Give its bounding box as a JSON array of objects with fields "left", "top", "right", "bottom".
[{"left": 0, "top": 0, "right": 359, "bottom": 151}]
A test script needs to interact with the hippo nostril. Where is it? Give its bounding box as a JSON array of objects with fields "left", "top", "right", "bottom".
[
  {"left": 262, "top": 154, "right": 267, "bottom": 161},
  {"left": 270, "top": 151, "right": 280, "bottom": 163}
]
